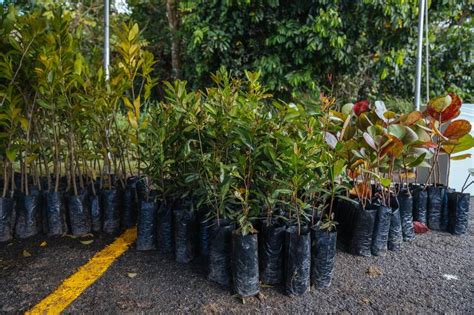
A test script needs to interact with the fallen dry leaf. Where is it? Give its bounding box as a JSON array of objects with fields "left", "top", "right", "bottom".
[
  {"left": 361, "top": 297, "right": 371, "bottom": 305},
  {"left": 367, "top": 266, "right": 382, "bottom": 278},
  {"left": 40, "top": 241, "right": 47, "bottom": 247},
  {"left": 22, "top": 250, "right": 32, "bottom": 257},
  {"left": 127, "top": 272, "right": 137, "bottom": 278},
  {"left": 79, "top": 240, "right": 94, "bottom": 245}
]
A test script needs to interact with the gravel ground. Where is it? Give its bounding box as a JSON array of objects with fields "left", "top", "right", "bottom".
[{"left": 1, "top": 206, "right": 473, "bottom": 313}]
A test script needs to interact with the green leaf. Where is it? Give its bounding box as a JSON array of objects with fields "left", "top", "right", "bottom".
[
  {"left": 387, "top": 124, "right": 406, "bottom": 140},
  {"left": 6, "top": 148, "right": 16, "bottom": 162},
  {"left": 380, "top": 178, "right": 391, "bottom": 187},
  {"left": 129, "top": 23, "right": 139, "bottom": 41}
]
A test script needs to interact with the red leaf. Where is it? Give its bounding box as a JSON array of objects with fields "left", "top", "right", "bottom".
[
  {"left": 443, "top": 119, "right": 472, "bottom": 139},
  {"left": 425, "top": 93, "right": 462, "bottom": 122},
  {"left": 353, "top": 100, "right": 370, "bottom": 116},
  {"left": 413, "top": 221, "right": 429, "bottom": 234}
]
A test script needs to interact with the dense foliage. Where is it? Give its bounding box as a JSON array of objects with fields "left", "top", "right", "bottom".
[{"left": 127, "top": 0, "right": 473, "bottom": 103}]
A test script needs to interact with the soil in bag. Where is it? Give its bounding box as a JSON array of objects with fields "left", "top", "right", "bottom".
[
  {"left": 14, "top": 194, "right": 40, "bottom": 239},
  {"left": 412, "top": 186, "right": 428, "bottom": 224},
  {"left": 232, "top": 233, "right": 259, "bottom": 297},
  {"left": 67, "top": 192, "right": 91, "bottom": 236},
  {"left": 156, "top": 202, "right": 174, "bottom": 253},
  {"left": 311, "top": 224, "right": 337, "bottom": 289},
  {"left": 46, "top": 191, "right": 68, "bottom": 236},
  {"left": 371, "top": 205, "right": 391, "bottom": 256},
  {"left": 136, "top": 199, "right": 158, "bottom": 250},
  {"left": 427, "top": 185, "right": 444, "bottom": 230},
  {"left": 350, "top": 204, "right": 377, "bottom": 257},
  {"left": 122, "top": 185, "right": 137, "bottom": 229},
  {"left": 101, "top": 189, "right": 122, "bottom": 234},
  {"left": 0, "top": 197, "right": 16, "bottom": 242},
  {"left": 208, "top": 219, "right": 235, "bottom": 287},
  {"left": 259, "top": 220, "right": 286, "bottom": 285},
  {"left": 284, "top": 225, "right": 311, "bottom": 296},
  {"left": 397, "top": 191, "right": 415, "bottom": 241},
  {"left": 90, "top": 193, "right": 102, "bottom": 232},
  {"left": 448, "top": 192, "right": 470, "bottom": 235},
  {"left": 173, "top": 208, "right": 198, "bottom": 263},
  {"left": 388, "top": 198, "right": 403, "bottom": 251}
]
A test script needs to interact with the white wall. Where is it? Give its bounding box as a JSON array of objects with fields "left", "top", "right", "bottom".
[{"left": 449, "top": 104, "right": 474, "bottom": 194}]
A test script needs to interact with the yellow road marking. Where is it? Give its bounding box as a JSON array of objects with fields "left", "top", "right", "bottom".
[{"left": 27, "top": 227, "right": 137, "bottom": 315}]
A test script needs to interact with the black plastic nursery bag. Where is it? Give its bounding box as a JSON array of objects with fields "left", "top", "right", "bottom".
[
  {"left": 90, "top": 194, "right": 102, "bottom": 232},
  {"left": 427, "top": 185, "right": 445, "bottom": 230},
  {"left": 0, "top": 197, "right": 15, "bottom": 242},
  {"left": 67, "top": 193, "right": 91, "bottom": 236},
  {"left": 350, "top": 205, "right": 377, "bottom": 257},
  {"left": 371, "top": 205, "right": 391, "bottom": 256},
  {"left": 46, "top": 191, "right": 68, "bottom": 236},
  {"left": 208, "top": 220, "right": 235, "bottom": 287},
  {"left": 232, "top": 233, "right": 259, "bottom": 297},
  {"left": 156, "top": 202, "right": 174, "bottom": 253},
  {"left": 136, "top": 200, "right": 158, "bottom": 250},
  {"left": 388, "top": 201, "right": 403, "bottom": 251},
  {"left": 397, "top": 192, "right": 415, "bottom": 241},
  {"left": 311, "top": 224, "right": 337, "bottom": 289},
  {"left": 101, "top": 189, "right": 122, "bottom": 234},
  {"left": 284, "top": 225, "right": 311, "bottom": 296},
  {"left": 15, "top": 194, "right": 40, "bottom": 239},
  {"left": 448, "top": 192, "right": 470, "bottom": 235},
  {"left": 259, "top": 221, "right": 286, "bottom": 285},
  {"left": 173, "top": 208, "right": 198, "bottom": 263}
]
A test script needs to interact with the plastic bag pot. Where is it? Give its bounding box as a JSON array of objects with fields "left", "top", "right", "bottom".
[
  {"left": 67, "top": 192, "right": 91, "bottom": 236},
  {"left": 136, "top": 200, "right": 158, "bottom": 251},
  {"left": 284, "top": 225, "right": 311, "bottom": 296},
  {"left": 371, "top": 205, "right": 391, "bottom": 256},
  {"left": 232, "top": 233, "right": 259, "bottom": 297},
  {"left": 440, "top": 188, "right": 453, "bottom": 231},
  {"left": 311, "top": 224, "right": 337, "bottom": 289},
  {"left": 90, "top": 194, "right": 102, "bottom": 233},
  {"left": 14, "top": 194, "right": 40, "bottom": 239},
  {"left": 388, "top": 201, "right": 403, "bottom": 251},
  {"left": 101, "top": 189, "right": 122, "bottom": 234},
  {"left": 427, "top": 185, "right": 445, "bottom": 230},
  {"left": 0, "top": 197, "right": 15, "bottom": 242},
  {"left": 334, "top": 198, "right": 358, "bottom": 251},
  {"left": 46, "top": 191, "right": 68, "bottom": 236},
  {"left": 122, "top": 185, "right": 137, "bottom": 229},
  {"left": 259, "top": 221, "right": 285, "bottom": 285},
  {"left": 351, "top": 204, "right": 377, "bottom": 257},
  {"left": 156, "top": 203, "right": 173, "bottom": 253},
  {"left": 173, "top": 208, "right": 198, "bottom": 263},
  {"left": 412, "top": 187, "right": 428, "bottom": 224},
  {"left": 397, "top": 192, "right": 415, "bottom": 241},
  {"left": 135, "top": 177, "right": 149, "bottom": 205},
  {"left": 208, "top": 220, "right": 235, "bottom": 287},
  {"left": 448, "top": 192, "right": 470, "bottom": 235}
]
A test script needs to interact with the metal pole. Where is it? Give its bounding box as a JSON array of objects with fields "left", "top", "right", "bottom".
[
  {"left": 425, "top": 0, "right": 430, "bottom": 103},
  {"left": 414, "top": 0, "right": 425, "bottom": 111},
  {"left": 104, "top": 0, "right": 110, "bottom": 81}
]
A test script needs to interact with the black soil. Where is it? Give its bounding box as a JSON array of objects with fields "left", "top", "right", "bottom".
[{"left": 1, "top": 207, "right": 473, "bottom": 313}]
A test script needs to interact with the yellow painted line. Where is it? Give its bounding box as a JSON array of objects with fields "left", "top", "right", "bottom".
[{"left": 27, "top": 227, "right": 137, "bottom": 315}]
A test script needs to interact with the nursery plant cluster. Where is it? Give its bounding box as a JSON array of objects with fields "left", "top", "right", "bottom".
[
  {"left": 0, "top": 8, "right": 155, "bottom": 239},
  {"left": 137, "top": 69, "right": 473, "bottom": 298},
  {"left": 0, "top": 4, "right": 472, "bottom": 300}
]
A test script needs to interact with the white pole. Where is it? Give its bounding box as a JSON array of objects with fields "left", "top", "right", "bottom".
[
  {"left": 425, "top": 0, "right": 430, "bottom": 103},
  {"left": 414, "top": 0, "right": 425, "bottom": 111},
  {"left": 104, "top": 0, "right": 110, "bottom": 81}
]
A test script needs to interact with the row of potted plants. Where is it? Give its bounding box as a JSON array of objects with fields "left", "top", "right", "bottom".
[
  {"left": 0, "top": 8, "right": 155, "bottom": 240},
  {"left": 136, "top": 69, "right": 472, "bottom": 298}
]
